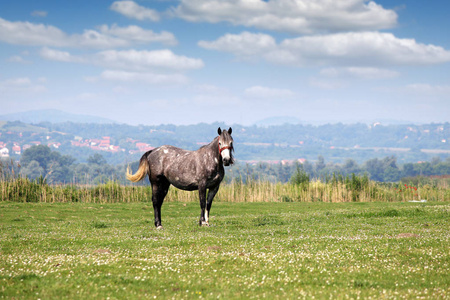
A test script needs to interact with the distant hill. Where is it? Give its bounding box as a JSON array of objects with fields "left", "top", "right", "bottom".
[
  {"left": 0, "top": 109, "right": 117, "bottom": 124},
  {"left": 254, "top": 116, "right": 425, "bottom": 127},
  {"left": 1, "top": 120, "right": 448, "bottom": 166}
]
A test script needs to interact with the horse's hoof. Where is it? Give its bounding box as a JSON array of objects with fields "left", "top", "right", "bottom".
[
  {"left": 156, "top": 225, "right": 163, "bottom": 230},
  {"left": 201, "top": 222, "right": 210, "bottom": 227}
]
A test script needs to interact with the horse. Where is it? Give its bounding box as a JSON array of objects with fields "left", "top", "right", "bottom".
[{"left": 126, "top": 127, "right": 234, "bottom": 228}]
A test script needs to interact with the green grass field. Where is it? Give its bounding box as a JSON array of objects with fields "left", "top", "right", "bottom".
[{"left": 1, "top": 201, "right": 449, "bottom": 299}]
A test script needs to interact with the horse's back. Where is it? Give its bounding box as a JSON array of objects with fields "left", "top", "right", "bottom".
[
  {"left": 147, "top": 145, "right": 199, "bottom": 186},
  {"left": 155, "top": 145, "right": 194, "bottom": 163}
]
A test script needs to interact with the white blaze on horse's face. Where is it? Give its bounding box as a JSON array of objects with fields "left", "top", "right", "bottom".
[{"left": 221, "top": 147, "right": 231, "bottom": 166}]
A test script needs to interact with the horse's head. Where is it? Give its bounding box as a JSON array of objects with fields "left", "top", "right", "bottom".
[{"left": 218, "top": 127, "right": 234, "bottom": 166}]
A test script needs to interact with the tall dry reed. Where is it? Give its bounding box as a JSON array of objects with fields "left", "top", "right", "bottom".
[{"left": 1, "top": 177, "right": 448, "bottom": 203}]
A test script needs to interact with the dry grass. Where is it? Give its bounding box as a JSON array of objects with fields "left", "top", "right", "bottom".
[{"left": 1, "top": 175, "right": 448, "bottom": 203}]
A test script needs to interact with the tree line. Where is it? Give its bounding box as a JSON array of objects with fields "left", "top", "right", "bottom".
[
  {"left": 231, "top": 155, "right": 450, "bottom": 183},
  {"left": 1, "top": 145, "right": 449, "bottom": 185}
]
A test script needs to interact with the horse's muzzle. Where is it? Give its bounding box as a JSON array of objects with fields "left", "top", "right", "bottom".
[{"left": 223, "top": 158, "right": 231, "bottom": 166}]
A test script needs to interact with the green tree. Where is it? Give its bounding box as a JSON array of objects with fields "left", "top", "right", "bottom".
[
  {"left": 20, "top": 145, "right": 75, "bottom": 183},
  {"left": 290, "top": 164, "right": 310, "bottom": 187},
  {"left": 383, "top": 166, "right": 401, "bottom": 182},
  {"left": 315, "top": 155, "right": 326, "bottom": 175},
  {"left": 402, "top": 163, "right": 416, "bottom": 177},
  {"left": 21, "top": 160, "right": 44, "bottom": 179},
  {"left": 364, "top": 158, "right": 384, "bottom": 181},
  {"left": 342, "top": 159, "right": 360, "bottom": 175},
  {"left": 433, "top": 161, "right": 450, "bottom": 175},
  {"left": 20, "top": 145, "right": 52, "bottom": 174},
  {"left": 413, "top": 162, "right": 433, "bottom": 176},
  {"left": 88, "top": 153, "right": 107, "bottom": 165}
]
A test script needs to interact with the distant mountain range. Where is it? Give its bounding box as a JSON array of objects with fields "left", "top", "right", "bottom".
[
  {"left": 0, "top": 109, "right": 429, "bottom": 127},
  {"left": 254, "top": 117, "right": 428, "bottom": 126},
  {"left": 0, "top": 109, "right": 117, "bottom": 124}
]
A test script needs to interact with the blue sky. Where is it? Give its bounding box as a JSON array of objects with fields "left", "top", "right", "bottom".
[{"left": 1, "top": 0, "right": 449, "bottom": 126}]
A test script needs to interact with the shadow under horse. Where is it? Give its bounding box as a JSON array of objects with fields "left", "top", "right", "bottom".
[{"left": 126, "top": 128, "right": 234, "bottom": 228}]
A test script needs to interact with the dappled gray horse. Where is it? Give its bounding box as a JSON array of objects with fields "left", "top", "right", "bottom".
[{"left": 127, "top": 128, "right": 234, "bottom": 228}]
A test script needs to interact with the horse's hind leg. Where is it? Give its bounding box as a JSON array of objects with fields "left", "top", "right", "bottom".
[{"left": 151, "top": 179, "right": 170, "bottom": 228}]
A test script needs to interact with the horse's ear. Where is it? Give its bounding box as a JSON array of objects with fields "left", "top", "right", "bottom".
[
  {"left": 228, "top": 127, "right": 232, "bottom": 135},
  {"left": 218, "top": 127, "right": 222, "bottom": 135}
]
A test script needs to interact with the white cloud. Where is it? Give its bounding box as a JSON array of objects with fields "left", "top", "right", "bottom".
[
  {"left": 198, "top": 32, "right": 276, "bottom": 58},
  {"left": 0, "top": 77, "right": 47, "bottom": 95},
  {"left": 99, "top": 24, "right": 177, "bottom": 46},
  {"left": 38, "top": 44, "right": 205, "bottom": 77},
  {"left": 110, "top": 1, "right": 160, "bottom": 21},
  {"left": 200, "top": 31, "right": 450, "bottom": 67},
  {"left": 7, "top": 55, "right": 31, "bottom": 64},
  {"left": 0, "top": 17, "right": 68, "bottom": 47},
  {"left": 346, "top": 67, "right": 399, "bottom": 79},
  {"left": 405, "top": 84, "right": 450, "bottom": 95},
  {"left": 244, "top": 86, "right": 295, "bottom": 98},
  {"left": 94, "top": 49, "right": 204, "bottom": 71},
  {"left": 320, "top": 67, "right": 399, "bottom": 79},
  {"left": 75, "top": 29, "right": 132, "bottom": 48},
  {"left": 2, "top": 78, "right": 32, "bottom": 86},
  {"left": 172, "top": 0, "right": 397, "bottom": 34},
  {"left": 40, "top": 47, "right": 84, "bottom": 63},
  {"left": 0, "top": 18, "right": 174, "bottom": 48},
  {"left": 99, "top": 70, "right": 188, "bottom": 85},
  {"left": 277, "top": 32, "right": 450, "bottom": 66}
]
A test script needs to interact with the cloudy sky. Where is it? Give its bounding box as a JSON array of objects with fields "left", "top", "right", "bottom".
[{"left": 1, "top": 0, "right": 449, "bottom": 125}]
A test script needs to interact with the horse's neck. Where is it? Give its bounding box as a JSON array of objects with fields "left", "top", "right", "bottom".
[{"left": 203, "top": 137, "right": 220, "bottom": 160}]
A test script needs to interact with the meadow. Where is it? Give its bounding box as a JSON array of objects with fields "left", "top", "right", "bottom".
[{"left": 1, "top": 200, "right": 449, "bottom": 299}]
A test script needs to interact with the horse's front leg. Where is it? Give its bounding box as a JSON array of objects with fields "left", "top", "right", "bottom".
[
  {"left": 205, "top": 185, "right": 220, "bottom": 226},
  {"left": 198, "top": 184, "right": 208, "bottom": 226}
]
